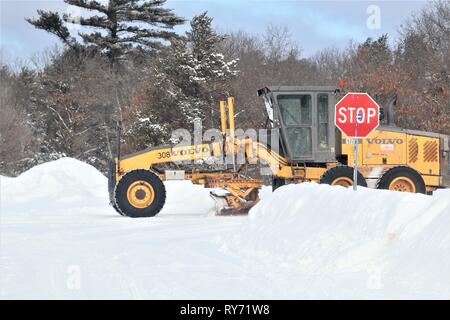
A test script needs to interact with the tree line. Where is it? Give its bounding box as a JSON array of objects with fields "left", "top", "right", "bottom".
[{"left": 1, "top": 0, "right": 448, "bottom": 176}]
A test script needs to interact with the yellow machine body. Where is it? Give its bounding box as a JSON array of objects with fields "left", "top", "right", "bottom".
[{"left": 341, "top": 129, "right": 444, "bottom": 191}]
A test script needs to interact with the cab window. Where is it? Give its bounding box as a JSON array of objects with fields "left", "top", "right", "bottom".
[
  {"left": 317, "top": 94, "right": 329, "bottom": 149},
  {"left": 277, "top": 95, "right": 312, "bottom": 157},
  {"left": 277, "top": 95, "right": 311, "bottom": 126}
]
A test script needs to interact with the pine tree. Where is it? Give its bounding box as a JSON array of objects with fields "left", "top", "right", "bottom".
[
  {"left": 187, "top": 12, "right": 238, "bottom": 87},
  {"left": 165, "top": 12, "right": 238, "bottom": 128},
  {"left": 125, "top": 12, "right": 238, "bottom": 150},
  {"left": 26, "top": 0, "right": 185, "bottom": 63}
]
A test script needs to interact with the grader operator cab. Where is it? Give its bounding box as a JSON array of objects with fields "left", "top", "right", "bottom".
[
  {"left": 257, "top": 86, "right": 338, "bottom": 163},
  {"left": 109, "top": 86, "right": 450, "bottom": 218}
]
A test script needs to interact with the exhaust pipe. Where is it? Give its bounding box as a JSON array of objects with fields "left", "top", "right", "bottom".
[{"left": 386, "top": 95, "right": 397, "bottom": 127}]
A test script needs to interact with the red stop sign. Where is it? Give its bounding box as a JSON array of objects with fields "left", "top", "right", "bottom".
[{"left": 335, "top": 93, "right": 380, "bottom": 137}]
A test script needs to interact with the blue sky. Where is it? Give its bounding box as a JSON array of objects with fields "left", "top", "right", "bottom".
[{"left": 0, "top": 0, "right": 429, "bottom": 65}]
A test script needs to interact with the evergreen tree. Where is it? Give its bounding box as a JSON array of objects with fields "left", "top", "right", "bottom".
[
  {"left": 125, "top": 12, "right": 238, "bottom": 151},
  {"left": 166, "top": 12, "right": 238, "bottom": 128},
  {"left": 27, "top": 0, "right": 185, "bottom": 62}
]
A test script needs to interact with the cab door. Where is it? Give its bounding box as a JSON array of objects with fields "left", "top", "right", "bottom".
[{"left": 276, "top": 94, "right": 314, "bottom": 160}]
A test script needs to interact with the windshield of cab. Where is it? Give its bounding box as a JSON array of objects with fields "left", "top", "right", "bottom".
[{"left": 277, "top": 94, "right": 312, "bottom": 157}]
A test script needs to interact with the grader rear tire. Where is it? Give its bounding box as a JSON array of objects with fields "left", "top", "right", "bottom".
[
  {"left": 319, "top": 166, "right": 367, "bottom": 187},
  {"left": 377, "top": 166, "right": 426, "bottom": 194},
  {"left": 114, "top": 169, "right": 166, "bottom": 218}
]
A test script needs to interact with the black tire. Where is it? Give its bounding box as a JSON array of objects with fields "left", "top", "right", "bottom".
[
  {"left": 108, "top": 160, "right": 124, "bottom": 216},
  {"left": 110, "top": 199, "right": 123, "bottom": 216},
  {"left": 377, "top": 166, "right": 426, "bottom": 194},
  {"left": 319, "top": 166, "right": 367, "bottom": 187},
  {"left": 272, "top": 177, "right": 286, "bottom": 191},
  {"left": 114, "top": 169, "right": 166, "bottom": 218}
]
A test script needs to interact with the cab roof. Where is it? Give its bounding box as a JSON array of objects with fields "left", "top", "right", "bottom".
[{"left": 257, "top": 86, "right": 339, "bottom": 96}]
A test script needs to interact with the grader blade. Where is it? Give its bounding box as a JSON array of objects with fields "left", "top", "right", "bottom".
[
  {"left": 209, "top": 191, "right": 258, "bottom": 216},
  {"left": 210, "top": 192, "right": 230, "bottom": 215}
]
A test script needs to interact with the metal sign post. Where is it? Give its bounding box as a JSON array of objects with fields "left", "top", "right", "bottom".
[
  {"left": 353, "top": 112, "right": 361, "bottom": 191},
  {"left": 353, "top": 139, "right": 358, "bottom": 191}
]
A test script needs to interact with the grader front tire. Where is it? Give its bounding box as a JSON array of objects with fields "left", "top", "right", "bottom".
[{"left": 114, "top": 169, "right": 166, "bottom": 218}]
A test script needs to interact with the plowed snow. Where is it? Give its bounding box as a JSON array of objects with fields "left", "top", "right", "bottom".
[{"left": 1, "top": 158, "right": 449, "bottom": 299}]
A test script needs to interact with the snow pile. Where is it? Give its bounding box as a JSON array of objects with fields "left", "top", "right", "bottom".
[
  {"left": 1, "top": 158, "right": 110, "bottom": 217},
  {"left": 1, "top": 158, "right": 449, "bottom": 299},
  {"left": 0, "top": 158, "right": 215, "bottom": 218},
  {"left": 222, "top": 183, "right": 450, "bottom": 299}
]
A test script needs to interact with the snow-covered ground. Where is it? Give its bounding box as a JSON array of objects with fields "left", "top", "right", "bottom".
[{"left": 0, "top": 158, "right": 449, "bottom": 299}]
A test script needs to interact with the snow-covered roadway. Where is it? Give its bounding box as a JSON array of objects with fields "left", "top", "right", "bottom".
[{"left": 1, "top": 158, "right": 449, "bottom": 299}]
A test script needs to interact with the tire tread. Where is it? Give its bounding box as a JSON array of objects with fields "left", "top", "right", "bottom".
[
  {"left": 376, "top": 166, "right": 426, "bottom": 194},
  {"left": 319, "top": 166, "right": 367, "bottom": 187},
  {"left": 114, "top": 169, "right": 166, "bottom": 218}
]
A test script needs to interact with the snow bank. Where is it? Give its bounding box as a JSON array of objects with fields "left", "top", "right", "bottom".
[
  {"left": 1, "top": 158, "right": 449, "bottom": 299},
  {"left": 1, "top": 158, "right": 109, "bottom": 217},
  {"left": 0, "top": 157, "right": 215, "bottom": 218},
  {"left": 221, "top": 183, "right": 450, "bottom": 299}
]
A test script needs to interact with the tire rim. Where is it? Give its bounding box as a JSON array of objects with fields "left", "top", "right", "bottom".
[
  {"left": 331, "top": 177, "right": 353, "bottom": 187},
  {"left": 389, "top": 177, "right": 416, "bottom": 193},
  {"left": 127, "top": 181, "right": 155, "bottom": 208}
]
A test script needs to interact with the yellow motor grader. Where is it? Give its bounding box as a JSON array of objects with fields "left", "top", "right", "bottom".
[{"left": 108, "top": 86, "right": 450, "bottom": 217}]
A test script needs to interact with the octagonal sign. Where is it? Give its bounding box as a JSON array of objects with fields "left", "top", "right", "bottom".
[{"left": 335, "top": 93, "right": 380, "bottom": 138}]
